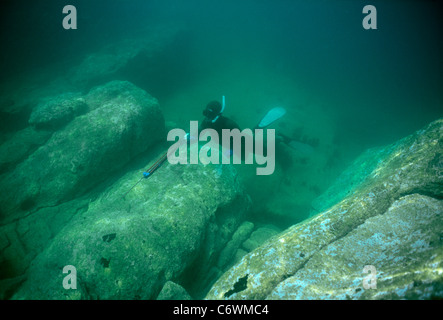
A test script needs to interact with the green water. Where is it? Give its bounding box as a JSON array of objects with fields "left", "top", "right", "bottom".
[{"left": 0, "top": 0, "right": 442, "bottom": 300}]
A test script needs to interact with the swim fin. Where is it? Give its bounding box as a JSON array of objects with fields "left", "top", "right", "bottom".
[
  {"left": 287, "top": 140, "right": 315, "bottom": 156},
  {"left": 279, "top": 133, "right": 315, "bottom": 156},
  {"left": 256, "top": 107, "right": 286, "bottom": 129}
]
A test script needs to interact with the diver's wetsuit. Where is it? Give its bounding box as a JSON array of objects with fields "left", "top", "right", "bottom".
[
  {"left": 200, "top": 115, "right": 240, "bottom": 138},
  {"left": 200, "top": 115, "right": 248, "bottom": 160}
]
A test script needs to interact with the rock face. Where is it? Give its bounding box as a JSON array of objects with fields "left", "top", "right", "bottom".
[
  {"left": 12, "top": 158, "right": 249, "bottom": 299},
  {"left": 242, "top": 225, "right": 281, "bottom": 252},
  {"left": 206, "top": 118, "right": 443, "bottom": 300},
  {"left": 28, "top": 92, "right": 87, "bottom": 130},
  {"left": 0, "top": 127, "right": 52, "bottom": 174},
  {"left": 1, "top": 78, "right": 251, "bottom": 300},
  {"left": 0, "top": 80, "right": 165, "bottom": 297},
  {"left": 269, "top": 194, "right": 442, "bottom": 299},
  {"left": 157, "top": 281, "right": 192, "bottom": 300},
  {"left": 0, "top": 80, "right": 164, "bottom": 224}
]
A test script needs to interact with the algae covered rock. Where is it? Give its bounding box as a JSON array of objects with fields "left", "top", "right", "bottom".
[
  {"left": 309, "top": 145, "right": 395, "bottom": 216},
  {"left": 241, "top": 225, "right": 281, "bottom": 252},
  {"left": 0, "top": 196, "right": 90, "bottom": 297},
  {"left": 269, "top": 194, "right": 443, "bottom": 299},
  {"left": 0, "top": 127, "right": 52, "bottom": 174},
  {"left": 217, "top": 221, "right": 255, "bottom": 270},
  {"left": 28, "top": 92, "right": 87, "bottom": 130},
  {"left": 12, "top": 157, "right": 250, "bottom": 299},
  {"left": 157, "top": 281, "right": 192, "bottom": 300},
  {"left": 206, "top": 118, "right": 443, "bottom": 300},
  {"left": 0, "top": 80, "right": 164, "bottom": 224}
]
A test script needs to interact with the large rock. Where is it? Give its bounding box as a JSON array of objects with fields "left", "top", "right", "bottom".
[
  {"left": 269, "top": 194, "right": 442, "bottom": 299},
  {"left": 0, "top": 127, "right": 52, "bottom": 174},
  {"left": 12, "top": 157, "right": 250, "bottom": 299},
  {"left": 0, "top": 71, "right": 76, "bottom": 134},
  {"left": 241, "top": 225, "right": 281, "bottom": 252},
  {"left": 206, "top": 118, "right": 442, "bottom": 300},
  {"left": 0, "top": 197, "right": 90, "bottom": 299},
  {"left": 0, "top": 80, "right": 164, "bottom": 224},
  {"left": 310, "top": 144, "right": 402, "bottom": 216},
  {"left": 157, "top": 281, "right": 192, "bottom": 300},
  {"left": 28, "top": 92, "right": 87, "bottom": 130},
  {"left": 217, "top": 221, "right": 255, "bottom": 270}
]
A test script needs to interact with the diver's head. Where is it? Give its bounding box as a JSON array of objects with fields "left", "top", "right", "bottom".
[{"left": 203, "top": 100, "right": 223, "bottom": 123}]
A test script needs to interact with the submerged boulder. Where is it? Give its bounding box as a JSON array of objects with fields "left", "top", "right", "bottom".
[
  {"left": 157, "top": 281, "right": 192, "bottom": 300},
  {"left": 28, "top": 92, "right": 87, "bottom": 130},
  {"left": 12, "top": 156, "right": 250, "bottom": 299},
  {"left": 206, "top": 118, "right": 443, "bottom": 300},
  {"left": 0, "top": 80, "right": 164, "bottom": 224},
  {"left": 241, "top": 225, "right": 281, "bottom": 252},
  {"left": 0, "top": 127, "right": 52, "bottom": 174},
  {"left": 0, "top": 196, "right": 90, "bottom": 298},
  {"left": 269, "top": 193, "right": 442, "bottom": 299}
]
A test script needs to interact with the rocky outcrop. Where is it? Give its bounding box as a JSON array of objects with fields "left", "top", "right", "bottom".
[
  {"left": 206, "top": 118, "right": 443, "bottom": 300},
  {"left": 0, "top": 80, "right": 164, "bottom": 298},
  {"left": 0, "top": 127, "right": 52, "bottom": 174},
  {"left": 1, "top": 78, "right": 251, "bottom": 300},
  {"left": 28, "top": 92, "right": 87, "bottom": 130},
  {"left": 157, "top": 281, "right": 192, "bottom": 300},
  {"left": 269, "top": 194, "right": 442, "bottom": 299},
  {"left": 0, "top": 80, "right": 164, "bottom": 224},
  {"left": 12, "top": 157, "right": 250, "bottom": 299}
]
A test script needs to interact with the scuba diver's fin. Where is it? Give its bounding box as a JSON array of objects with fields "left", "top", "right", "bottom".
[
  {"left": 256, "top": 107, "right": 286, "bottom": 129},
  {"left": 279, "top": 133, "right": 315, "bottom": 156},
  {"left": 287, "top": 140, "right": 315, "bottom": 156}
]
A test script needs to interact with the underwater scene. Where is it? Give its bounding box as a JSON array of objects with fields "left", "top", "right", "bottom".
[{"left": 0, "top": 0, "right": 442, "bottom": 301}]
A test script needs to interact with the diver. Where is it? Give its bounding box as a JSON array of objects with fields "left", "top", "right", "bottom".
[
  {"left": 200, "top": 99, "right": 240, "bottom": 137},
  {"left": 199, "top": 97, "right": 316, "bottom": 161},
  {"left": 123, "top": 96, "right": 317, "bottom": 197}
]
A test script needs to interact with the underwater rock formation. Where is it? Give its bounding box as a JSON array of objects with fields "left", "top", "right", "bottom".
[
  {"left": 12, "top": 156, "right": 249, "bottom": 299},
  {"left": 206, "top": 118, "right": 443, "bottom": 300},
  {"left": 0, "top": 80, "right": 164, "bottom": 224},
  {"left": 0, "top": 80, "right": 164, "bottom": 297},
  {"left": 0, "top": 74, "right": 74, "bottom": 130},
  {"left": 157, "top": 281, "right": 192, "bottom": 300},
  {"left": 269, "top": 194, "right": 442, "bottom": 299},
  {"left": 1, "top": 78, "right": 250, "bottom": 299},
  {"left": 28, "top": 92, "right": 87, "bottom": 130},
  {"left": 241, "top": 225, "right": 281, "bottom": 252},
  {"left": 0, "top": 127, "right": 52, "bottom": 174},
  {"left": 216, "top": 221, "right": 255, "bottom": 271}
]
